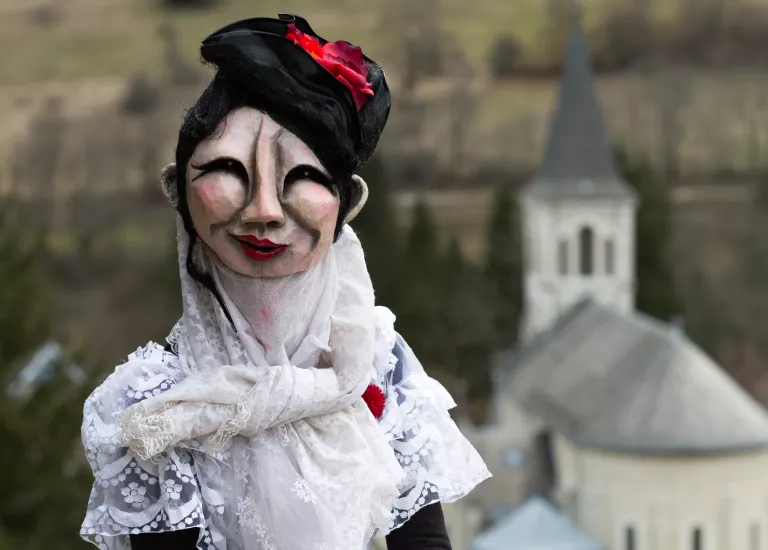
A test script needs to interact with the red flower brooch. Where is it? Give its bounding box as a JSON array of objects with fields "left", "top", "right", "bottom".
[
  {"left": 285, "top": 24, "right": 374, "bottom": 111},
  {"left": 362, "top": 383, "right": 386, "bottom": 419}
]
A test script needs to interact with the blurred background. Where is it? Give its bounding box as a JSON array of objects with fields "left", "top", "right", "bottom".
[{"left": 3, "top": 0, "right": 768, "bottom": 548}]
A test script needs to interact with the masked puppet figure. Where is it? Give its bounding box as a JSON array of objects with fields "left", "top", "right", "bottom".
[{"left": 80, "top": 14, "right": 490, "bottom": 550}]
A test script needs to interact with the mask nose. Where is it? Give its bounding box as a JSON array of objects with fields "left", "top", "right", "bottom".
[
  {"left": 240, "top": 182, "right": 285, "bottom": 230},
  {"left": 240, "top": 138, "right": 285, "bottom": 231}
]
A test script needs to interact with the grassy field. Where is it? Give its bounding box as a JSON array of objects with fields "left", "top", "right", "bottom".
[
  {"left": 0, "top": 0, "right": 517, "bottom": 85},
  {"left": 0, "top": 0, "right": 747, "bottom": 86}
]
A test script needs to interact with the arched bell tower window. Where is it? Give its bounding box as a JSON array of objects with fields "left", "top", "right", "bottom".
[
  {"left": 624, "top": 526, "right": 636, "bottom": 550},
  {"left": 579, "top": 226, "right": 594, "bottom": 275},
  {"left": 691, "top": 526, "right": 704, "bottom": 550}
]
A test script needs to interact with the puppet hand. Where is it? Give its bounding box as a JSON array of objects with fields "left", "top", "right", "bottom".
[
  {"left": 118, "top": 365, "right": 256, "bottom": 459},
  {"left": 119, "top": 399, "right": 236, "bottom": 460}
]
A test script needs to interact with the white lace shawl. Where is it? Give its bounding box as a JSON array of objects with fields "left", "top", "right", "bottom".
[{"left": 80, "top": 222, "right": 491, "bottom": 550}]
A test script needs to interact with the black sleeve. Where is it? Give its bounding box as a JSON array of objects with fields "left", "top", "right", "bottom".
[
  {"left": 129, "top": 528, "right": 200, "bottom": 550},
  {"left": 385, "top": 503, "right": 452, "bottom": 550},
  {"left": 127, "top": 505, "right": 452, "bottom": 549}
]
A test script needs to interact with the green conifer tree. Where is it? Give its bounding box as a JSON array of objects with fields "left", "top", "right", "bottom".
[
  {"left": 615, "top": 148, "right": 683, "bottom": 321},
  {"left": 397, "top": 200, "right": 444, "bottom": 366},
  {"left": 0, "top": 201, "right": 50, "bottom": 367},
  {"left": 483, "top": 185, "right": 523, "bottom": 351},
  {"left": 352, "top": 155, "right": 403, "bottom": 309},
  {"left": 0, "top": 199, "right": 93, "bottom": 550},
  {"left": 442, "top": 237, "right": 494, "bottom": 401},
  {"left": 0, "top": 359, "right": 94, "bottom": 550}
]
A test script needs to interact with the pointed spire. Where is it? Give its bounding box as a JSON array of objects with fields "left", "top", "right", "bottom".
[{"left": 522, "top": 21, "right": 636, "bottom": 201}]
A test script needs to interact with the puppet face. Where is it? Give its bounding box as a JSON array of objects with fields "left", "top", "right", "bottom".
[{"left": 184, "top": 108, "right": 340, "bottom": 278}]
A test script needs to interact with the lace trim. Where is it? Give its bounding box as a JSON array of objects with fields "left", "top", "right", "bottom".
[
  {"left": 206, "top": 382, "right": 260, "bottom": 452},
  {"left": 166, "top": 321, "right": 183, "bottom": 356},
  {"left": 81, "top": 344, "right": 222, "bottom": 550},
  {"left": 378, "top": 335, "right": 492, "bottom": 533},
  {"left": 118, "top": 402, "right": 177, "bottom": 462},
  {"left": 372, "top": 307, "right": 398, "bottom": 380}
]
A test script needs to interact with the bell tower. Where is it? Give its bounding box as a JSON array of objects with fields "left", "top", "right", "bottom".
[{"left": 518, "top": 27, "right": 638, "bottom": 343}]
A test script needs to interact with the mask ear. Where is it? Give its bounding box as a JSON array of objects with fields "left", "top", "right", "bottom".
[
  {"left": 343, "top": 175, "right": 369, "bottom": 225},
  {"left": 160, "top": 163, "right": 180, "bottom": 209}
]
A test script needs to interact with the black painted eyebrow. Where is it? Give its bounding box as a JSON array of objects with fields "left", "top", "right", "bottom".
[{"left": 190, "top": 158, "right": 249, "bottom": 184}]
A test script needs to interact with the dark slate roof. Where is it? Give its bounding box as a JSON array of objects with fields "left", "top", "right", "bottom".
[
  {"left": 472, "top": 496, "right": 602, "bottom": 550},
  {"left": 520, "top": 29, "right": 636, "bottom": 201},
  {"left": 500, "top": 299, "right": 768, "bottom": 454}
]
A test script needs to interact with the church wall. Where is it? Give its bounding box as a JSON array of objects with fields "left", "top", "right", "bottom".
[{"left": 553, "top": 435, "right": 768, "bottom": 550}]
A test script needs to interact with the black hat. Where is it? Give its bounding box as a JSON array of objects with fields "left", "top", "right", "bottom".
[{"left": 200, "top": 14, "right": 390, "bottom": 175}]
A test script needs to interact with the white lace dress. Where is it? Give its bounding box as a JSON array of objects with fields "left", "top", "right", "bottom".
[{"left": 80, "top": 315, "right": 490, "bottom": 550}]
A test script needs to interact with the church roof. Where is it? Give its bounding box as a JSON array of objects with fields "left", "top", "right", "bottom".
[
  {"left": 500, "top": 300, "right": 768, "bottom": 454},
  {"left": 471, "top": 496, "right": 602, "bottom": 550},
  {"left": 520, "top": 28, "right": 636, "bottom": 202}
]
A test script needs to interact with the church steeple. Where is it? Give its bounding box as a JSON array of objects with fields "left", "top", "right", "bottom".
[
  {"left": 521, "top": 26, "right": 635, "bottom": 201},
  {"left": 517, "top": 20, "right": 638, "bottom": 343}
]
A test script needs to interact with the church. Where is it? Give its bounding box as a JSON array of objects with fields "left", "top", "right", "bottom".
[{"left": 461, "top": 24, "right": 768, "bottom": 550}]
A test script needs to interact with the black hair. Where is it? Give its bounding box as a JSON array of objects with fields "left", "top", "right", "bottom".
[{"left": 171, "top": 14, "right": 391, "bottom": 308}]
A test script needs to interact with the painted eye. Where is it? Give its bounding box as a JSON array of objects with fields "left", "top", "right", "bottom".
[
  {"left": 190, "top": 158, "right": 248, "bottom": 183},
  {"left": 285, "top": 165, "right": 333, "bottom": 188}
]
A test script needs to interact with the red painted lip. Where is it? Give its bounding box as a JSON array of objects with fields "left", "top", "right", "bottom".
[
  {"left": 235, "top": 235, "right": 280, "bottom": 247},
  {"left": 231, "top": 234, "right": 287, "bottom": 262}
]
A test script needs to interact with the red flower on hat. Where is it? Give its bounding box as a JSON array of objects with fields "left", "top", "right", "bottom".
[
  {"left": 286, "top": 24, "right": 374, "bottom": 111},
  {"left": 362, "top": 383, "right": 386, "bottom": 419}
]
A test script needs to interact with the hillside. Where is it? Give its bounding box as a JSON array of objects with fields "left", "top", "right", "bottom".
[
  {"left": 0, "top": 0, "right": 676, "bottom": 85},
  {"left": 3, "top": 0, "right": 768, "bottom": 189}
]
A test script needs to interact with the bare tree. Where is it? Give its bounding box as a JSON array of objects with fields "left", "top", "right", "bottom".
[
  {"left": 488, "top": 36, "right": 523, "bottom": 79},
  {"left": 160, "top": 0, "right": 219, "bottom": 10},
  {"left": 654, "top": 70, "right": 690, "bottom": 178},
  {"left": 668, "top": 0, "right": 725, "bottom": 67},
  {"left": 737, "top": 94, "right": 768, "bottom": 172},
  {"left": 120, "top": 74, "right": 161, "bottom": 115},
  {"left": 157, "top": 23, "right": 200, "bottom": 86},
  {"left": 377, "top": 0, "right": 455, "bottom": 92},
  {"left": 446, "top": 84, "right": 477, "bottom": 174},
  {"left": 591, "top": 5, "right": 654, "bottom": 72},
  {"left": 10, "top": 97, "right": 66, "bottom": 227}
]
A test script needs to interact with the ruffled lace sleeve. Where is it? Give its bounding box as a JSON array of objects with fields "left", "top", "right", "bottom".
[
  {"left": 80, "top": 343, "right": 219, "bottom": 550},
  {"left": 375, "top": 332, "right": 491, "bottom": 533}
]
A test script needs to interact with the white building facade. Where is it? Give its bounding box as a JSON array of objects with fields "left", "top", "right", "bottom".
[{"left": 555, "top": 436, "right": 768, "bottom": 550}]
